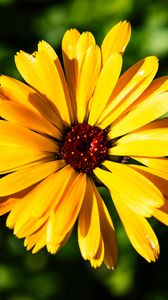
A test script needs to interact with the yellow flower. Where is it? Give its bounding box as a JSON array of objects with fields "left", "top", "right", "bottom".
[{"left": 0, "top": 21, "right": 168, "bottom": 269}]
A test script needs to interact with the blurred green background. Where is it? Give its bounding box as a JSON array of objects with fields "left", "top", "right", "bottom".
[{"left": 0, "top": 0, "right": 168, "bottom": 299}]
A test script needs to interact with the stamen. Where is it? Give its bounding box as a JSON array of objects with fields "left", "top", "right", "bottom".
[{"left": 60, "top": 123, "right": 110, "bottom": 175}]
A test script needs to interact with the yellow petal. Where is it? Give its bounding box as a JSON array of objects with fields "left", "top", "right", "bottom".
[
  {"left": 1, "top": 75, "right": 39, "bottom": 112},
  {"left": 92, "top": 183, "right": 118, "bottom": 269},
  {"left": 62, "top": 28, "right": 80, "bottom": 60},
  {"left": 62, "top": 29, "right": 95, "bottom": 112},
  {"left": 34, "top": 50, "right": 72, "bottom": 124},
  {"left": 76, "top": 31, "right": 96, "bottom": 69},
  {"left": 15, "top": 51, "right": 41, "bottom": 90},
  {"left": 109, "top": 91, "right": 168, "bottom": 138},
  {"left": 138, "top": 118, "right": 168, "bottom": 130},
  {"left": 46, "top": 172, "right": 86, "bottom": 248},
  {"left": 94, "top": 162, "right": 164, "bottom": 217},
  {"left": 6, "top": 192, "right": 40, "bottom": 230},
  {"left": 88, "top": 53, "right": 122, "bottom": 125},
  {"left": 14, "top": 215, "right": 46, "bottom": 239},
  {"left": 0, "top": 100, "right": 61, "bottom": 138},
  {"left": 130, "top": 75, "right": 168, "bottom": 108},
  {"left": 109, "top": 127, "right": 168, "bottom": 157},
  {"left": 76, "top": 45, "right": 101, "bottom": 122},
  {"left": 78, "top": 179, "right": 101, "bottom": 260},
  {"left": 0, "top": 75, "right": 63, "bottom": 130},
  {"left": 15, "top": 49, "right": 72, "bottom": 125},
  {"left": 62, "top": 28, "right": 80, "bottom": 106},
  {"left": 24, "top": 225, "right": 46, "bottom": 253},
  {"left": 153, "top": 198, "right": 168, "bottom": 226},
  {"left": 9, "top": 166, "right": 74, "bottom": 238},
  {"left": 0, "top": 120, "right": 57, "bottom": 152},
  {"left": 127, "top": 166, "right": 168, "bottom": 224},
  {"left": 129, "top": 163, "right": 168, "bottom": 186},
  {"left": 112, "top": 192, "right": 159, "bottom": 262},
  {"left": 11, "top": 200, "right": 44, "bottom": 239},
  {"left": 25, "top": 165, "right": 76, "bottom": 219},
  {"left": 31, "top": 231, "right": 47, "bottom": 254},
  {"left": 38, "top": 40, "right": 57, "bottom": 61},
  {"left": 99, "top": 56, "right": 158, "bottom": 128},
  {"left": 90, "top": 237, "right": 104, "bottom": 268},
  {"left": 132, "top": 157, "right": 168, "bottom": 176},
  {"left": 101, "top": 21, "right": 131, "bottom": 65},
  {"left": 0, "top": 147, "right": 49, "bottom": 173},
  {"left": 53, "top": 172, "right": 87, "bottom": 238},
  {"left": 0, "top": 160, "right": 65, "bottom": 196},
  {"left": 46, "top": 214, "right": 72, "bottom": 254},
  {"left": 0, "top": 186, "right": 35, "bottom": 216},
  {"left": 0, "top": 198, "right": 18, "bottom": 216}
]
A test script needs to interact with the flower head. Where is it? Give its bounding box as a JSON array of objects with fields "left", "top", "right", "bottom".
[{"left": 0, "top": 21, "right": 168, "bottom": 269}]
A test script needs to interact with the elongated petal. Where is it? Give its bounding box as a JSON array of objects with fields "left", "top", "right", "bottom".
[
  {"left": 34, "top": 50, "right": 72, "bottom": 124},
  {"left": 62, "top": 29, "right": 95, "bottom": 109},
  {"left": 75, "top": 31, "right": 96, "bottom": 69},
  {"left": 132, "top": 157, "right": 168, "bottom": 176},
  {"left": 112, "top": 192, "right": 159, "bottom": 262},
  {"left": 88, "top": 53, "right": 122, "bottom": 125},
  {"left": 109, "top": 127, "right": 168, "bottom": 157},
  {"left": 46, "top": 219, "right": 71, "bottom": 255},
  {"left": 15, "top": 51, "right": 41, "bottom": 90},
  {"left": 0, "top": 120, "right": 57, "bottom": 152},
  {"left": 99, "top": 56, "right": 158, "bottom": 128},
  {"left": 38, "top": 40, "right": 74, "bottom": 111},
  {"left": 94, "top": 162, "right": 164, "bottom": 217},
  {"left": 10, "top": 166, "right": 75, "bottom": 238},
  {"left": 6, "top": 191, "right": 45, "bottom": 231},
  {"left": 53, "top": 172, "right": 87, "bottom": 238},
  {"left": 0, "top": 75, "right": 39, "bottom": 112},
  {"left": 5, "top": 166, "right": 70, "bottom": 233},
  {"left": 0, "top": 186, "right": 35, "bottom": 216},
  {"left": 90, "top": 237, "right": 104, "bottom": 268},
  {"left": 34, "top": 231, "right": 71, "bottom": 254},
  {"left": 76, "top": 45, "right": 101, "bottom": 122},
  {"left": 153, "top": 198, "right": 168, "bottom": 226},
  {"left": 0, "top": 100, "right": 61, "bottom": 138},
  {"left": 38, "top": 40, "right": 58, "bottom": 60},
  {"left": 101, "top": 21, "right": 131, "bottom": 65},
  {"left": 15, "top": 49, "right": 72, "bottom": 124},
  {"left": 129, "top": 76, "right": 168, "bottom": 108},
  {"left": 92, "top": 183, "right": 118, "bottom": 269},
  {"left": 0, "top": 75, "right": 63, "bottom": 130},
  {"left": 0, "top": 147, "right": 49, "bottom": 173},
  {"left": 62, "top": 28, "right": 80, "bottom": 60},
  {"left": 129, "top": 164, "right": 168, "bottom": 188},
  {"left": 0, "top": 198, "right": 19, "bottom": 216},
  {"left": 0, "top": 160, "right": 65, "bottom": 196},
  {"left": 62, "top": 29, "right": 80, "bottom": 107},
  {"left": 109, "top": 91, "right": 168, "bottom": 138},
  {"left": 14, "top": 216, "right": 46, "bottom": 239},
  {"left": 78, "top": 179, "right": 101, "bottom": 259},
  {"left": 27, "top": 228, "right": 47, "bottom": 254},
  {"left": 46, "top": 172, "right": 86, "bottom": 250},
  {"left": 22, "top": 165, "right": 76, "bottom": 220},
  {"left": 128, "top": 166, "right": 168, "bottom": 224}
]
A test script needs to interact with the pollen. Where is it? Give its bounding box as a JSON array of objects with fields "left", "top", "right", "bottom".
[{"left": 60, "top": 123, "right": 110, "bottom": 175}]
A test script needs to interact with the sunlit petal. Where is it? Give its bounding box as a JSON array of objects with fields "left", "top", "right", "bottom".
[{"left": 101, "top": 20, "right": 131, "bottom": 65}]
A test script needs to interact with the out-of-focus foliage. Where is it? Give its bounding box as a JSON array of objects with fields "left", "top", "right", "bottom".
[{"left": 0, "top": 0, "right": 168, "bottom": 299}]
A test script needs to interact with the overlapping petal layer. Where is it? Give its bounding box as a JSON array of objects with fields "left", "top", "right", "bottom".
[
  {"left": 109, "top": 121, "right": 168, "bottom": 157},
  {"left": 15, "top": 44, "right": 73, "bottom": 125},
  {"left": 78, "top": 179, "right": 117, "bottom": 269}
]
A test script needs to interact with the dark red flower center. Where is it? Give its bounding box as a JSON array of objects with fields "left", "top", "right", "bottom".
[{"left": 60, "top": 123, "right": 110, "bottom": 175}]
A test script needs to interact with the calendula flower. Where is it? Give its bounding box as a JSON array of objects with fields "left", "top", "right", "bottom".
[{"left": 0, "top": 21, "right": 168, "bottom": 269}]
